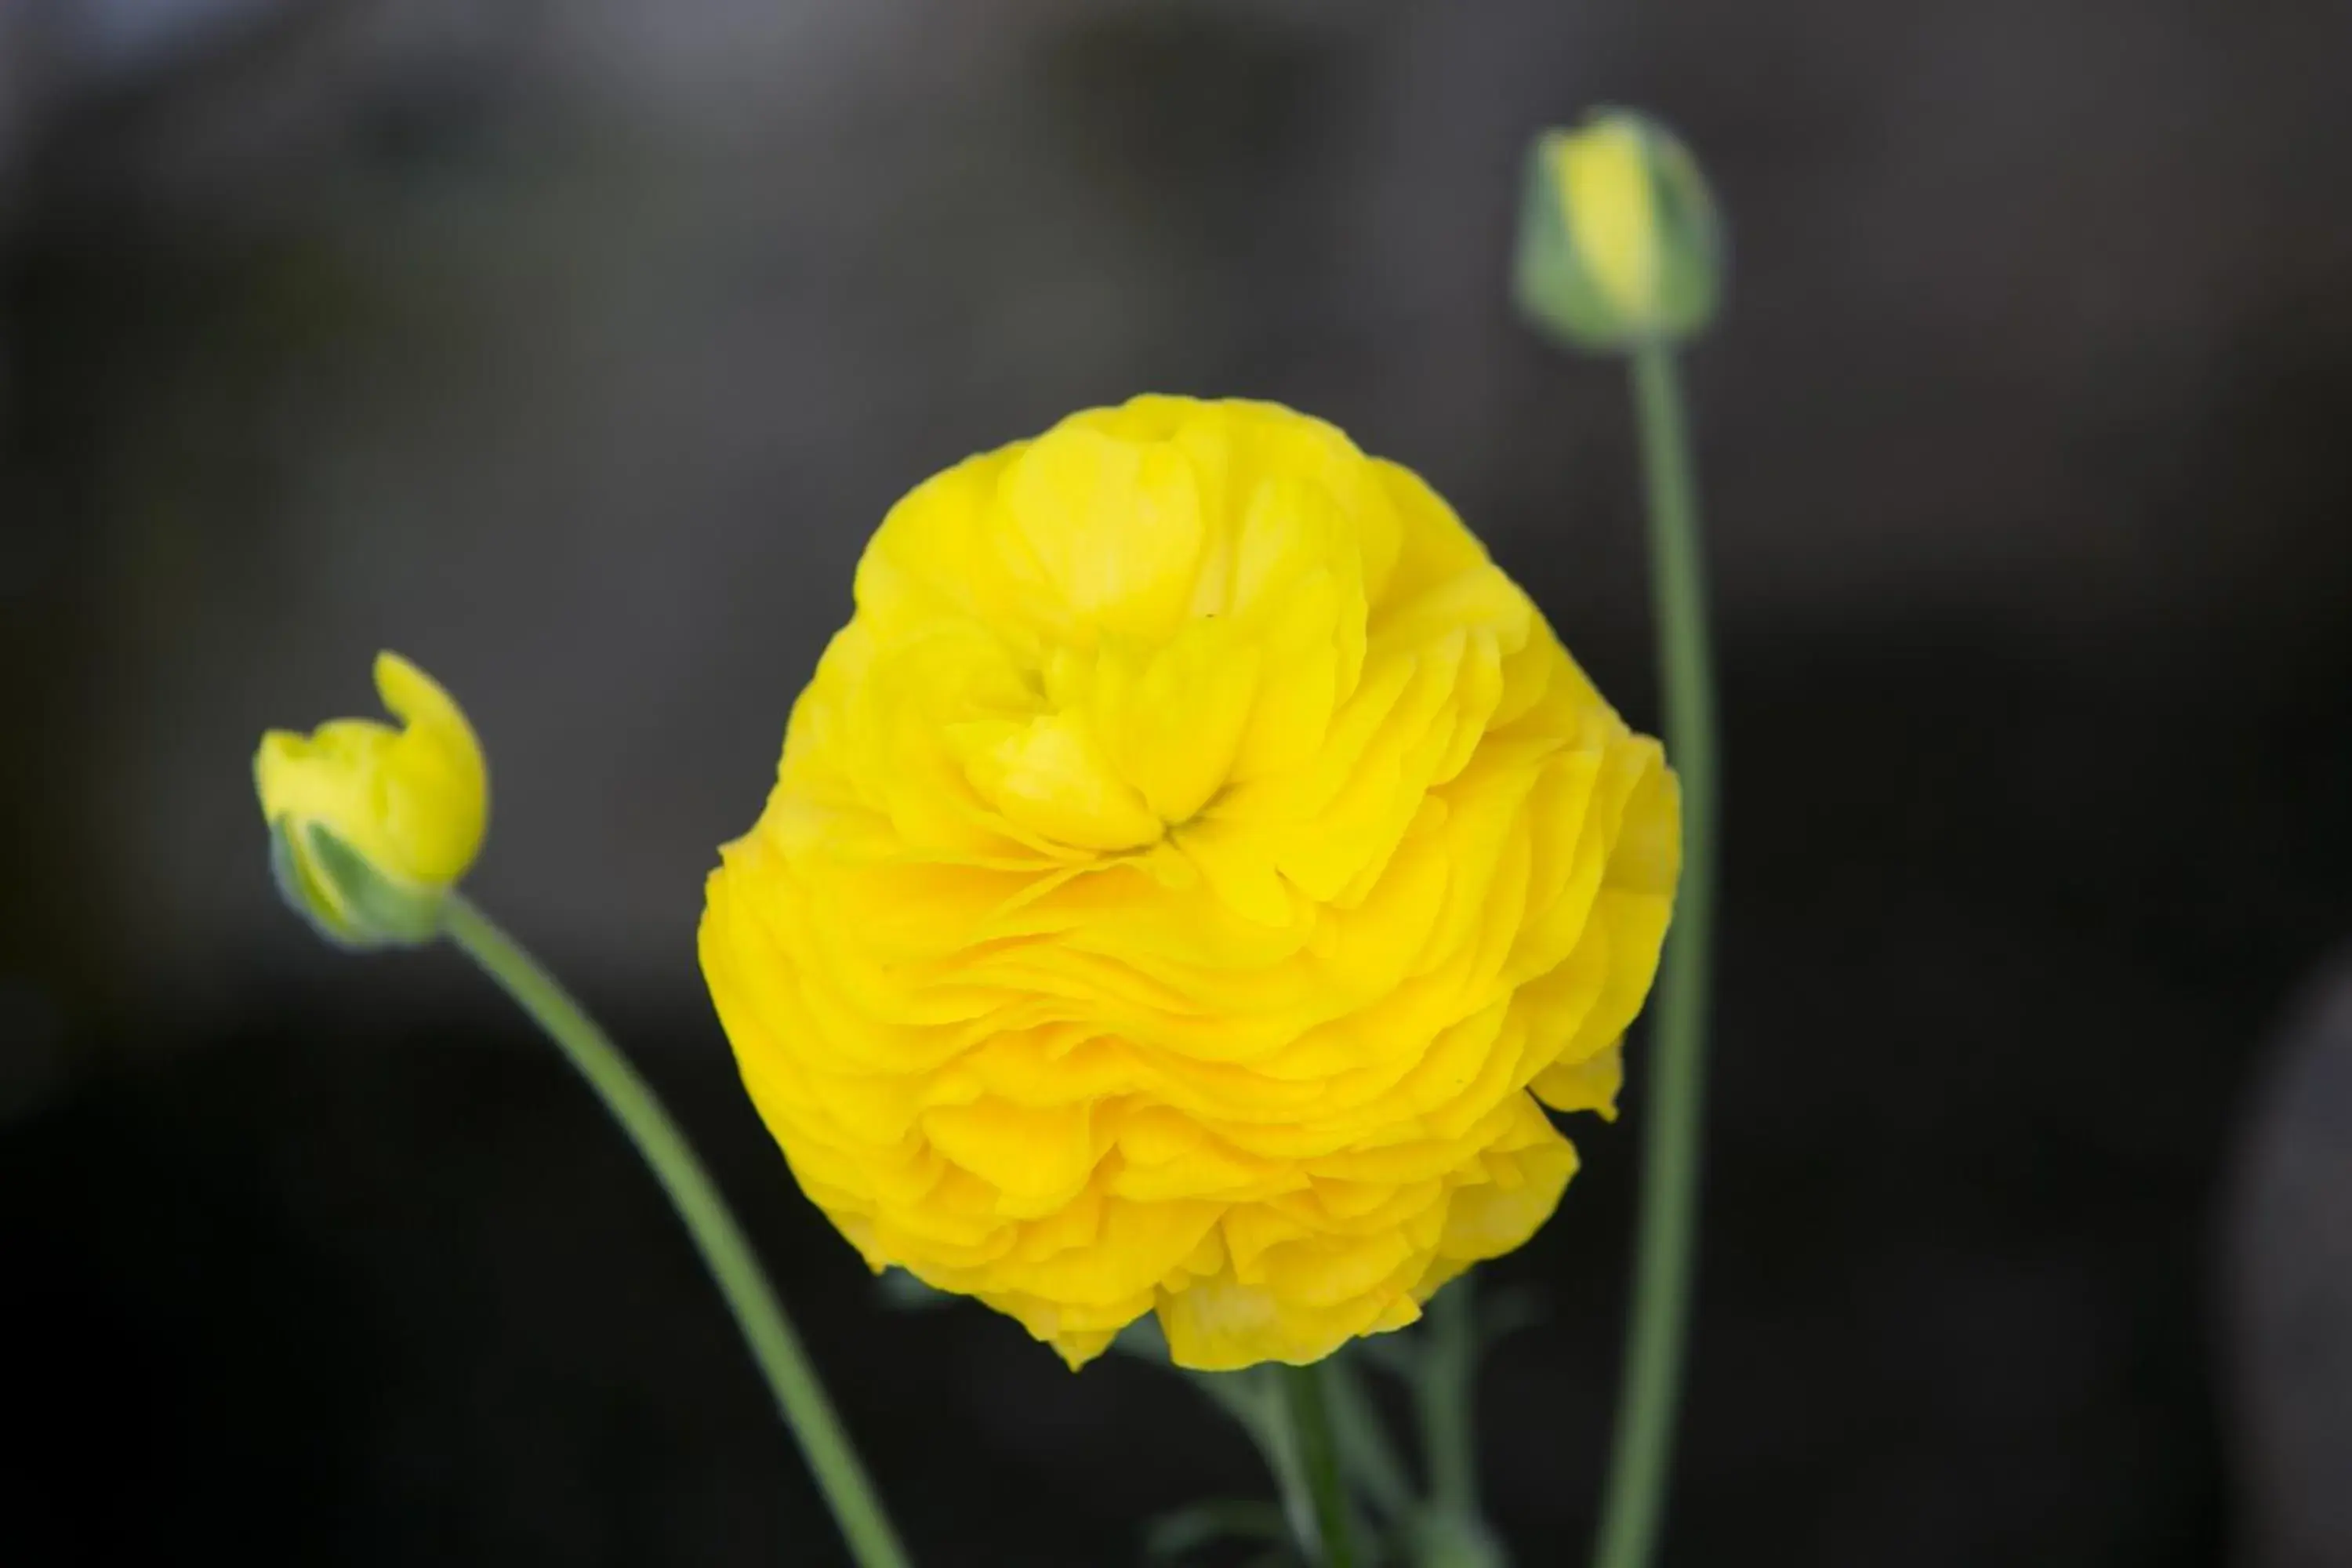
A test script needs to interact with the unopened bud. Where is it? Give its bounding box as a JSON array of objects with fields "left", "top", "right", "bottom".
[
  {"left": 255, "top": 652, "right": 488, "bottom": 949},
  {"left": 1514, "top": 109, "right": 1723, "bottom": 352}
]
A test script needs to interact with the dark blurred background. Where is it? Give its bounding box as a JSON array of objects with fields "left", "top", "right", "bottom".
[{"left": 4, "top": 1, "right": 2350, "bottom": 1563}]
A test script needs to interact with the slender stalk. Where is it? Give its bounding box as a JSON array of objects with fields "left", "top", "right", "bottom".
[
  {"left": 440, "top": 893, "right": 912, "bottom": 1568},
  {"left": 1592, "top": 344, "right": 1719, "bottom": 1568},
  {"left": 1417, "top": 1280, "right": 1478, "bottom": 1516},
  {"left": 1280, "top": 1362, "right": 1357, "bottom": 1568},
  {"left": 1327, "top": 1356, "right": 1414, "bottom": 1523}
]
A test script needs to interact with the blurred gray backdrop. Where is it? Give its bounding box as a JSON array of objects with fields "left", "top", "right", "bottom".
[
  {"left": 8, "top": 0, "right": 2343, "bottom": 1018},
  {"left": 5, "top": 2, "right": 2351, "bottom": 1564}
]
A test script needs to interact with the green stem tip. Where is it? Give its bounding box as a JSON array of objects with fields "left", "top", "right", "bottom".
[{"left": 440, "top": 894, "right": 912, "bottom": 1568}]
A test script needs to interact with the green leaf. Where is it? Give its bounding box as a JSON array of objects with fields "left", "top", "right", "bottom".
[
  {"left": 1406, "top": 1508, "right": 1511, "bottom": 1568},
  {"left": 1143, "top": 1500, "right": 1293, "bottom": 1562}
]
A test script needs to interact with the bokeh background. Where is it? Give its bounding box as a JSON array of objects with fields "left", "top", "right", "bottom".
[{"left": 5, "top": 2, "right": 2351, "bottom": 1563}]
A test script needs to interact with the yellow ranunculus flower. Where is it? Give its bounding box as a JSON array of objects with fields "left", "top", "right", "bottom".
[
  {"left": 701, "top": 397, "right": 1679, "bottom": 1370},
  {"left": 256, "top": 652, "right": 488, "bottom": 944}
]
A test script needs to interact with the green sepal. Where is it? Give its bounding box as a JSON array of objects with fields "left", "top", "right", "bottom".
[
  {"left": 267, "top": 818, "right": 444, "bottom": 949},
  {"left": 1142, "top": 1500, "right": 1292, "bottom": 1563},
  {"left": 1512, "top": 132, "right": 1613, "bottom": 350}
]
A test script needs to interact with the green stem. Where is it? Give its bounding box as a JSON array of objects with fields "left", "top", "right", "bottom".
[
  {"left": 440, "top": 894, "right": 912, "bottom": 1568},
  {"left": 1417, "top": 1280, "right": 1477, "bottom": 1516},
  {"left": 1326, "top": 1356, "right": 1414, "bottom": 1523},
  {"left": 1592, "top": 345, "right": 1719, "bottom": 1568},
  {"left": 1280, "top": 1362, "right": 1357, "bottom": 1568}
]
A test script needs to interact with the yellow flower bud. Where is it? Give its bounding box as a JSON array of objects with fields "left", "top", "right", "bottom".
[
  {"left": 701, "top": 397, "right": 1680, "bottom": 1371},
  {"left": 1514, "top": 109, "right": 1722, "bottom": 351},
  {"left": 256, "top": 652, "right": 488, "bottom": 947}
]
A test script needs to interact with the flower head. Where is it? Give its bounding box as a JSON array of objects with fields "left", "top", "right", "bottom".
[
  {"left": 1515, "top": 110, "right": 1723, "bottom": 351},
  {"left": 700, "top": 397, "right": 1678, "bottom": 1370},
  {"left": 256, "top": 652, "right": 488, "bottom": 946}
]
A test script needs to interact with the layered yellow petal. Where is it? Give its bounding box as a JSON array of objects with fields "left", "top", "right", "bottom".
[{"left": 699, "top": 397, "right": 1679, "bottom": 1369}]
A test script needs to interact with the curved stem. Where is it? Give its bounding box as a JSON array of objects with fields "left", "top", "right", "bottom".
[
  {"left": 1280, "top": 1362, "right": 1356, "bottom": 1568},
  {"left": 441, "top": 894, "right": 912, "bottom": 1568},
  {"left": 1592, "top": 344, "right": 1719, "bottom": 1568}
]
